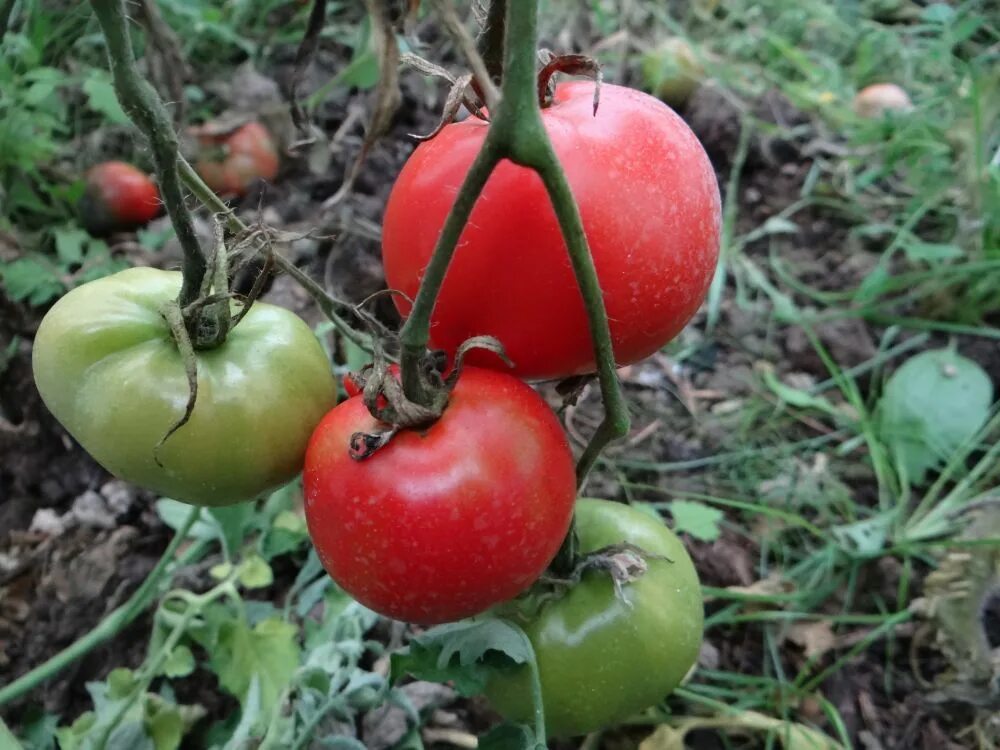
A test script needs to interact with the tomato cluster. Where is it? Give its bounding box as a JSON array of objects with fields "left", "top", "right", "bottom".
[{"left": 33, "top": 79, "right": 714, "bottom": 738}]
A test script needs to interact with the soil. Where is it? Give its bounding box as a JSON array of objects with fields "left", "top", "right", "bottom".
[{"left": 1, "top": 22, "right": 997, "bottom": 750}]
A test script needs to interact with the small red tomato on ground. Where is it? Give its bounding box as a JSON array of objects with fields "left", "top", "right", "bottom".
[
  {"left": 78, "top": 161, "right": 160, "bottom": 235},
  {"left": 194, "top": 122, "right": 280, "bottom": 197},
  {"left": 303, "top": 366, "right": 576, "bottom": 624},
  {"left": 382, "top": 81, "right": 721, "bottom": 381},
  {"left": 853, "top": 83, "right": 913, "bottom": 118}
]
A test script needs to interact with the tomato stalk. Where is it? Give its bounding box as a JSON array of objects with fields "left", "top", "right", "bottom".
[
  {"left": 89, "top": 0, "right": 228, "bottom": 349},
  {"left": 478, "top": 0, "right": 506, "bottom": 85},
  {"left": 397, "top": 0, "right": 630, "bottom": 487},
  {"left": 0, "top": 507, "right": 201, "bottom": 709}
]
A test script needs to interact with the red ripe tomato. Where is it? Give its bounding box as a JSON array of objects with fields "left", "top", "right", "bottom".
[
  {"left": 382, "top": 81, "right": 721, "bottom": 381},
  {"left": 303, "top": 366, "right": 576, "bottom": 624},
  {"left": 194, "top": 122, "right": 280, "bottom": 197},
  {"left": 79, "top": 161, "right": 161, "bottom": 235}
]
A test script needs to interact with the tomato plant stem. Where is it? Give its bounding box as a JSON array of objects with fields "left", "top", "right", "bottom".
[
  {"left": 175, "top": 157, "right": 375, "bottom": 354},
  {"left": 89, "top": 0, "right": 208, "bottom": 315},
  {"left": 398, "top": 1, "right": 630, "bottom": 487},
  {"left": 0, "top": 507, "right": 200, "bottom": 709},
  {"left": 478, "top": 0, "right": 506, "bottom": 85}
]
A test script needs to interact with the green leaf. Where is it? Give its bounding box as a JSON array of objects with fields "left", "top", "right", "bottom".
[
  {"left": 107, "top": 668, "right": 138, "bottom": 699},
  {"left": 161, "top": 645, "right": 195, "bottom": 678},
  {"left": 144, "top": 699, "right": 184, "bottom": 750},
  {"left": 15, "top": 706, "right": 57, "bottom": 750},
  {"left": 105, "top": 721, "right": 153, "bottom": 750},
  {"left": 207, "top": 503, "right": 254, "bottom": 558},
  {"left": 390, "top": 619, "right": 531, "bottom": 697},
  {"left": 210, "top": 617, "right": 300, "bottom": 711},
  {"left": 668, "top": 500, "right": 724, "bottom": 542},
  {"left": 53, "top": 226, "right": 89, "bottom": 265},
  {"left": 82, "top": 71, "right": 129, "bottom": 124},
  {"left": 760, "top": 366, "right": 839, "bottom": 417},
  {"left": 237, "top": 555, "right": 274, "bottom": 589},
  {"left": 901, "top": 240, "right": 963, "bottom": 263},
  {"left": 1, "top": 257, "right": 63, "bottom": 305},
  {"left": 0, "top": 717, "right": 24, "bottom": 750},
  {"left": 879, "top": 349, "right": 994, "bottom": 484}
]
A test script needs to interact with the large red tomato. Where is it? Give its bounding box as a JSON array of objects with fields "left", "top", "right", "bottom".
[
  {"left": 382, "top": 81, "right": 721, "bottom": 380},
  {"left": 303, "top": 366, "right": 576, "bottom": 624},
  {"left": 79, "top": 161, "right": 161, "bottom": 235}
]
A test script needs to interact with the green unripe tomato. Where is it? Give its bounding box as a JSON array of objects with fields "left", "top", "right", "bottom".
[
  {"left": 642, "top": 37, "right": 704, "bottom": 108},
  {"left": 485, "top": 499, "right": 704, "bottom": 738},
  {"left": 32, "top": 267, "right": 335, "bottom": 506}
]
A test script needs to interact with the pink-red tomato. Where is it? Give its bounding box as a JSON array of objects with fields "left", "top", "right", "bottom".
[
  {"left": 853, "top": 83, "right": 912, "bottom": 118},
  {"left": 303, "top": 366, "right": 576, "bottom": 624},
  {"left": 382, "top": 81, "right": 721, "bottom": 381},
  {"left": 79, "top": 161, "right": 161, "bottom": 234},
  {"left": 194, "top": 122, "right": 280, "bottom": 197}
]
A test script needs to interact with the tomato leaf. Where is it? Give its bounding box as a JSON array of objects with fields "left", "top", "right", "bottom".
[
  {"left": 390, "top": 618, "right": 531, "bottom": 696},
  {"left": 82, "top": 70, "right": 130, "bottom": 124},
  {"left": 668, "top": 500, "right": 724, "bottom": 542},
  {"left": 161, "top": 645, "right": 195, "bottom": 678},
  {"left": 207, "top": 504, "right": 255, "bottom": 558},
  {"left": 878, "top": 349, "right": 993, "bottom": 485},
  {"left": 1, "top": 257, "right": 63, "bottom": 306},
  {"left": 209, "top": 617, "right": 300, "bottom": 712}
]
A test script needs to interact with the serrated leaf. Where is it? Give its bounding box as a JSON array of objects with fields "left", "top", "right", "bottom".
[
  {"left": 390, "top": 619, "right": 531, "bottom": 696},
  {"left": 209, "top": 617, "right": 300, "bottom": 711},
  {"left": 879, "top": 349, "right": 994, "bottom": 484},
  {"left": 53, "top": 226, "right": 89, "bottom": 264},
  {"left": 1, "top": 258, "right": 63, "bottom": 305},
  {"left": 161, "top": 645, "right": 195, "bottom": 678},
  {"left": 668, "top": 500, "right": 724, "bottom": 541},
  {"left": 82, "top": 71, "right": 129, "bottom": 124},
  {"left": 237, "top": 555, "right": 273, "bottom": 589}
]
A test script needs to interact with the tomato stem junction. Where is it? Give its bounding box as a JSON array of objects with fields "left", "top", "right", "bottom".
[{"left": 397, "top": 1, "right": 630, "bottom": 489}]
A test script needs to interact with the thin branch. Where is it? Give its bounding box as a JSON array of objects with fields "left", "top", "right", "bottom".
[
  {"left": 90, "top": 0, "right": 206, "bottom": 309},
  {"left": 430, "top": 0, "right": 500, "bottom": 110},
  {"left": 477, "top": 0, "right": 506, "bottom": 85}
]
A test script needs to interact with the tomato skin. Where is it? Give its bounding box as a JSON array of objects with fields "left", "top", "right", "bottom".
[
  {"left": 303, "top": 367, "right": 576, "bottom": 624},
  {"left": 195, "top": 122, "right": 280, "bottom": 197},
  {"left": 79, "top": 161, "right": 161, "bottom": 235},
  {"left": 853, "top": 83, "right": 912, "bottom": 118},
  {"left": 382, "top": 82, "right": 721, "bottom": 380},
  {"left": 32, "top": 267, "right": 336, "bottom": 506},
  {"left": 485, "top": 499, "right": 704, "bottom": 737}
]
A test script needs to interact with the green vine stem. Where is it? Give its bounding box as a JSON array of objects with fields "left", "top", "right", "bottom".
[
  {"left": 0, "top": 507, "right": 201, "bottom": 709},
  {"left": 478, "top": 0, "right": 507, "bottom": 85},
  {"left": 175, "top": 158, "right": 375, "bottom": 354},
  {"left": 398, "top": 0, "right": 631, "bottom": 485},
  {"left": 89, "top": 0, "right": 208, "bottom": 315}
]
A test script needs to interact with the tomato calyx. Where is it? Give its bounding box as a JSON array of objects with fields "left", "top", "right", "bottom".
[
  {"left": 537, "top": 542, "right": 673, "bottom": 604},
  {"left": 401, "top": 53, "right": 489, "bottom": 142},
  {"left": 347, "top": 335, "right": 513, "bottom": 460},
  {"left": 536, "top": 52, "right": 602, "bottom": 112}
]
